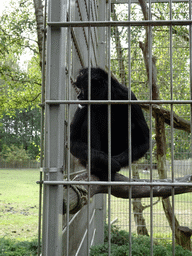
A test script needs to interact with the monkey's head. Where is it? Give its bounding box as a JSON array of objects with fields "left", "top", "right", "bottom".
[{"left": 73, "top": 67, "right": 109, "bottom": 102}]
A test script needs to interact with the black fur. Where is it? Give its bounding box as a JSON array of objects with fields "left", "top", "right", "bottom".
[{"left": 70, "top": 67, "right": 149, "bottom": 180}]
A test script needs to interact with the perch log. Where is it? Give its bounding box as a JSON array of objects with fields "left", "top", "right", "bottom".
[{"left": 63, "top": 173, "right": 192, "bottom": 214}]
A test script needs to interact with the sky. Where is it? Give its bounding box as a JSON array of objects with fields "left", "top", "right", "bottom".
[
  {"left": 0, "top": 0, "right": 6, "bottom": 16},
  {"left": 0, "top": 0, "right": 10, "bottom": 16},
  {"left": 0, "top": 0, "right": 34, "bottom": 70}
]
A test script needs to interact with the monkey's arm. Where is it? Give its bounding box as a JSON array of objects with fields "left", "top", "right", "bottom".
[{"left": 70, "top": 107, "right": 120, "bottom": 173}]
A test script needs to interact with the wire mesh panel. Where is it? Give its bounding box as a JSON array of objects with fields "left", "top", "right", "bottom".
[
  {"left": 41, "top": 0, "right": 192, "bottom": 255},
  {"left": 109, "top": 3, "right": 192, "bottom": 252}
]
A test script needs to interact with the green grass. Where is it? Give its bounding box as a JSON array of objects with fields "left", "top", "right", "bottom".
[
  {"left": 1, "top": 168, "right": 192, "bottom": 244},
  {"left": 0, "top": 169, "right": 40, "bottom": 241}
]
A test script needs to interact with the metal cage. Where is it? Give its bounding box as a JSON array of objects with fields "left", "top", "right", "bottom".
[{"left": 39, "top": 0, "right": 192, "bottom": 255}]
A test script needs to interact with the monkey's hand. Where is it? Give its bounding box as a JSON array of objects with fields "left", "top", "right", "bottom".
[{"left": 113, "top": 150, "right": 129, "bottom": 167}]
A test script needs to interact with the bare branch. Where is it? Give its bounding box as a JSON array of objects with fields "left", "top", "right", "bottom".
[
  {"left": 141, "top": 104, "right": 191, "bottom": 133},
  {"left": 142, "top": 197, "right": 160, "bottom": 211},
  {"left": 63, "top": 173, "right": 192, "bottom": 214}
]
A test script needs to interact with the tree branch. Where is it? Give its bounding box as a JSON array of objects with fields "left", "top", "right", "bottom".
[
  {"left": 141, "top": 104, "right": 191, "bottom": 133},
  {"left": 142, "top": 197, "right": 160, "bottom": 211},
  {"left": 63, "top": 173, "right": 192, "bottom": 214}
]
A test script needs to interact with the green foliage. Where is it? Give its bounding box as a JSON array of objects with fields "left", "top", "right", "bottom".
[
  {"left": 0, "top": 238, "right": 38, "bottom": 256},
  {"left": 111, "top": 3, "right": 191, "bottom": 161},
  {"left": 0, "top": 0, "right": 41, "bottom": 116},
  {"left": 166, "top": 127, "right": 191, "bottom": 160},
  {"left": 90, "top": 225, "right": 192, "bottom": 256},
  {"left": 0, "top": 145, "right": 31, "bottom": 166},
  {"left": 0, "top": 107, "right": 41, "bottom": 159},
  {"left": 111, "top": 2, "right": 190, "bottom": 103},
  {"left": 0, "top": 0, "right": 41, "bottom": 159},
  {"left": 104, "top": 225, "right": 129, "bottom": 245}
]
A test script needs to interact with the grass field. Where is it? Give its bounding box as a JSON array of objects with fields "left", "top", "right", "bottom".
[
  {"left": 0, "top": 169, "right": 40, "bottom": 241},
  {"left": 1, "top": 168, "right": 192, "bottom": 243}
]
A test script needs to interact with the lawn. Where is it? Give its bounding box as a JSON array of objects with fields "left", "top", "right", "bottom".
[
  {"left": 1, "top": 168, "right": 192, "bottom": 243},
  {"left": 0, "top": 169, "right": 40, "bottom": 241}
]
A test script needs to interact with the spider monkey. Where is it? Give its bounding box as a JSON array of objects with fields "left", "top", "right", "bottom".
[{"left": 70, "top": 67, "right": 149, "bottom": 180}]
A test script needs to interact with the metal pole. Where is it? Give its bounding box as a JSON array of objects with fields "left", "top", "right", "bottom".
[
  {"left": 42, "top": 0, "right": 67, "bottom": 255},
  {"left": 38, "top": 0, "right": 47, "bottom": 254}
]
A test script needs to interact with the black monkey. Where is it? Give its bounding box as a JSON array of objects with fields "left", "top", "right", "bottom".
[{"left": 70, "top": 67, "right": 149, "bottom": 180}]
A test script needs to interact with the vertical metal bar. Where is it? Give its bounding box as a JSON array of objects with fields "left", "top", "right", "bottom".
[
  {"left": 149, "top": 26, "right": 153, "bottom": 256},
  {"left": 169, "top": 1, "right": 175, "bottom": 255},
  {"left": 149, "top": 104, "right": 153, "bottom": 255},
  {"left": 66, "top": 1, "right": 72, "bottom": 255},
  {"left": 67, "top": 0, "right": 71, "bottom": 187},
  {"left": 149, "top": 84, "right": 153, "bottom": 254},
  {"left": 107, "top": 2, "right": 112, "bottom": 256},
  {"left": 87, "top": 1, "right": 92, "bottom": 254},
  {"left": 37, "top": 169, "right": 43, "bottom": 256},
  {"left": 41, "top": 0, "right": 51, "bottom": 248},
  {"left": 148, "top": 0, "right": 153, "bottom": 192},
  {"left": 148, "top": 1, "right": 153, "bottom": 255},
  {"left": 127, "top": 1, "right": 132, "bottom": 255},
  {"left": 40, "top": 0, "right": 47, "bottom": 184},
  {"left": 107, "top": 0, "right": 112, "bottom": 183},
  {"left": 94, "top": 0, "right": 107, "bottom": 246},
  {"left": 169, "top": 0, "right": 173, "bottom": 175},
  {"left": 42, "top": 0, "right": 66, "bottom": 255},
  {"left": 66, "top": 182, "right": 70, "bottom": 256},
  {"left": 87, "top": 5, "right": 91, "bottom": 182},
  {"left": 38, "top": 0, "right": 47, "bottom": 255}
]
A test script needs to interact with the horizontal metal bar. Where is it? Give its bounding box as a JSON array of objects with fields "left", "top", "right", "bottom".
[
  {"left": 45, "top": 99, "right": 192, "bottom": 105},
  {"left": 42, "top": 167, "right": 63, "bottom": 173},
  {"left": 47, "top": 20, "right": 192, "bottom": 28},
  {"left": 43, "top": 180, "right": 192, "bottom": 186}
]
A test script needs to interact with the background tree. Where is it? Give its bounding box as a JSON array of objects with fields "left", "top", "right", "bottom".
[
  {"left": 0, "top": 0, "right": 43, "bottom": 160},
  {"left": 0, "top": 107, "right": 41, "bottom": 159},
  {"left": 0, "top": 0, "right": 41, "bottom": 114}
]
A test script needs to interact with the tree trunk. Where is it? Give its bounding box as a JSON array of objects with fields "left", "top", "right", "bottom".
[
  {"left": 132, "top": 165, "right": 149, "bottom": 236},
  {"left": 111, "top": 4, "right": 127, "bottom": 86},
  {"left": 33, "top": 0, "right": 44, "bottom": 67},
  {"left": 162, "top": 198, "right": 192, "bottom": 250}
]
